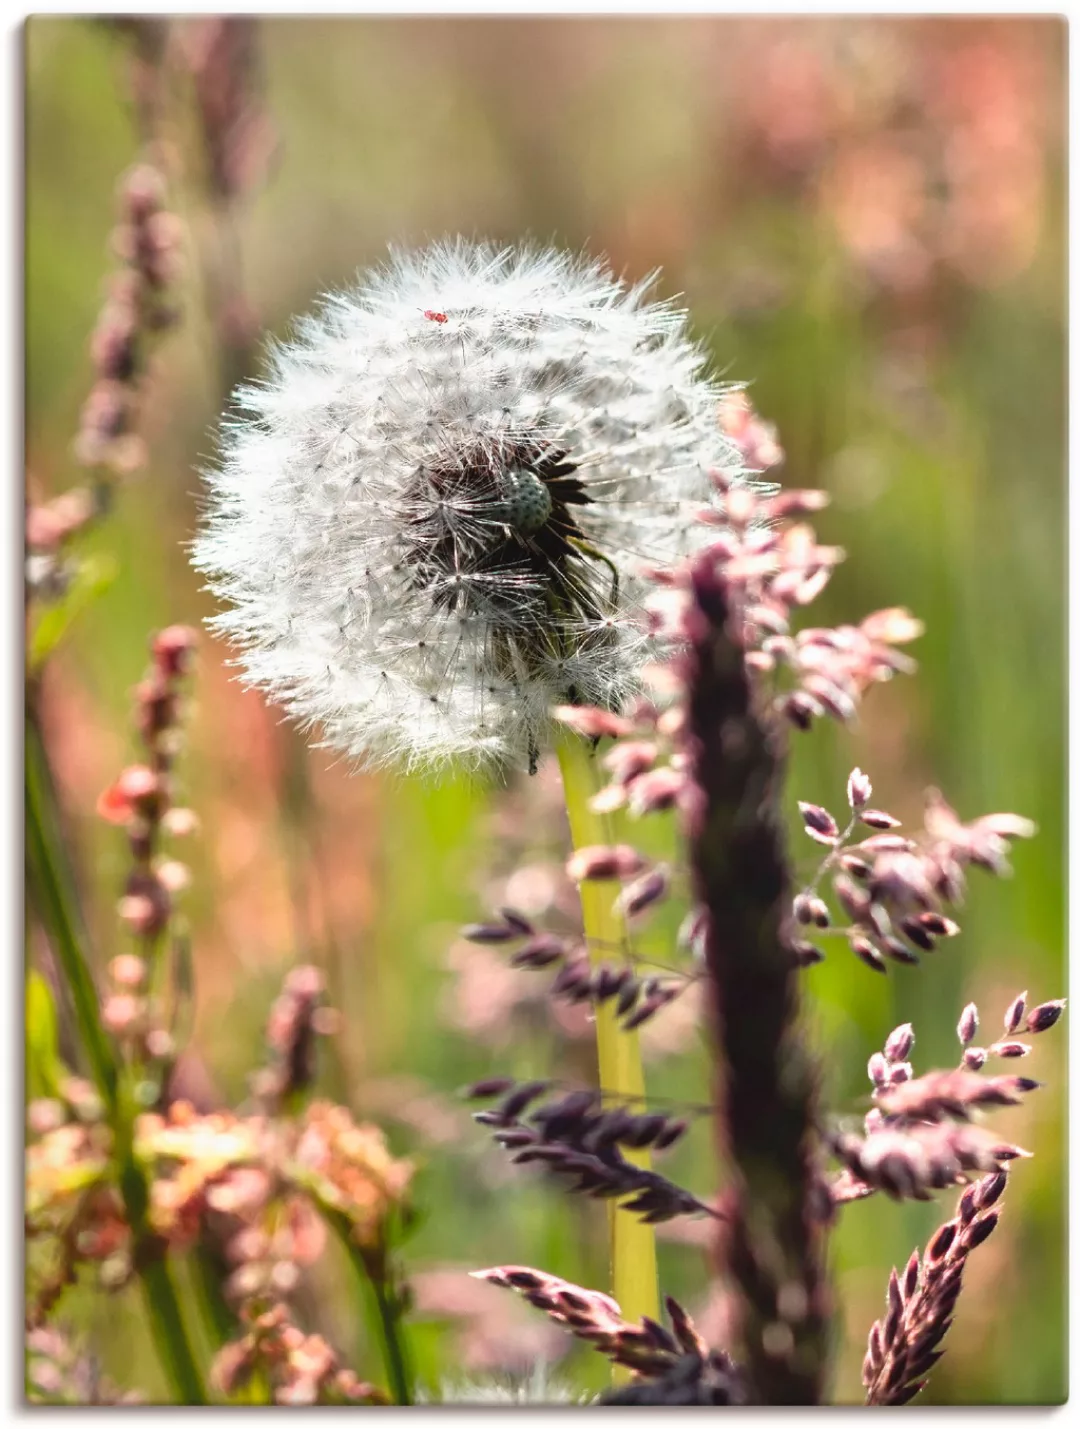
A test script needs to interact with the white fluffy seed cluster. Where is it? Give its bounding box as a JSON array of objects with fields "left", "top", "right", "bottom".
[{"left": 193, "top": 239, "right": 748, "bottom": 774}]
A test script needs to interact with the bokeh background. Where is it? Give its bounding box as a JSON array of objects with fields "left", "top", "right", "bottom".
[{"left": 25, "top": 15, "right": 1066, "bottom": 1404}]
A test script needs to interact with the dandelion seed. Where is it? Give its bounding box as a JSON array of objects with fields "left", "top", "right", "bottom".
[{"left": 193, "top": 239, "right": 750, "bottom": 773}]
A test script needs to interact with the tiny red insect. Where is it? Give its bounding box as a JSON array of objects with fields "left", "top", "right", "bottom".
[{"left": 423, "top": 310, "right": 448, "bottom": 323}]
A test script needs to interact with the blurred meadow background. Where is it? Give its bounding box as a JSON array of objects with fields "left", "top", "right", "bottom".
[{"left": 25, "top": 15, "right": 1065, "bottom": 1404}]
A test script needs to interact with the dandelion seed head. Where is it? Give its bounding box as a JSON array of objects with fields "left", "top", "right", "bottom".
[{"left": 193, "top": 239, "right": 751, "bottom": 772}]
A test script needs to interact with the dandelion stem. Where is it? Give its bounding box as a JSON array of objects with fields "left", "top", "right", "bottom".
[{"left": 555, "top": 729, "right": 659, "bottom": 1360}]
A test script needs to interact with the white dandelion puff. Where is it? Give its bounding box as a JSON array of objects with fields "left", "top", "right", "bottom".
[{"left": 192, "top": 239, "right": 750, "bottom": 774}]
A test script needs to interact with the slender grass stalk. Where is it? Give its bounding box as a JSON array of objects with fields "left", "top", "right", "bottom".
[
  {"left": 555, "top": 729, "right": 659, "bottom": 1343},
  {"left": 324, "top": 1210, "right": 413, "bottom": 1405},
  {"left": 26, "top": 707, "right": 207, "bottom": 1404},
  {"left": 25, "top": 709, "right": 116, "bottom": 1108},
  {"left": 137, "top": 1257, "right": 209, "bottom": 1405}
]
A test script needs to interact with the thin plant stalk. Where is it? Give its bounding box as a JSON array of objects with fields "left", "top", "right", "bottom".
[
  {"left": 555, "top": 729, "right": 659, "bottom": 1342},
  {"left": 25, "top": 708, "right": 207, "bottom": 1404},
  {"left": 323, "top": 1209, "right": 413, "bottom": 1406},
  {"left": 25, "top": 710, "right": 116, "bottom": 1107}
]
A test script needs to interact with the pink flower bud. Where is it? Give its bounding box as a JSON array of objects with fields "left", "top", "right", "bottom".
[
  {"left": 565, "top": 844, "right": 648, "bottom": 883},
  {"left": 798, "top": 802, "right": 839, "bottom": 844},
  {"left": 867, "top": 1053, "right": 889, "bottom": 1088},
  {"left": 884, "top": 1023, "right": 915, "bottom": 1063},
  {"left": 860, "top": 809, "right": 902, "bottom": 830},
  {"left": 552, "top": 706, "right": 633, "bottom": 739},
  {"left": 957, "top": 1003, "right": 979, "bottom": 1046},
  {"left": 616, "top": 865, "right": 670, "bottom": 919},
  {"left": 847, "top": 768, "right": 872, "bottom": 808},
  {"left": 152, "top": 624, "right": 198, "bottom": 677},
  {"left": 1026, "top": 999, "right": 1066, "bottom": 1034}
]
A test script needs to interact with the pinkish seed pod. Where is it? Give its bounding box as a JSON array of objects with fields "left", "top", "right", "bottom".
[
  {"left": 118, "top": 764, "right": 160, "bottom": 807},
  {"left": 1026, "top": 999, "right": 1066, "bottom": 1034},
  {"left": 746, "top": 603, "right": 789, "bottom": 635},
  {"left": 781, "top": 691, "right": 820, "bottom": 730},
  {"left": 991, "top": 1142, "right": 1031, "bottom": 1162},
  {"left": 858, "top": 834, "right": 916, "bottom": 855},
  {"left": 626, "top": 767, "right": 685, "bottom": 815},
  {"left": 860, "top": 809, "right": 902, "bottom": 830},
  {"left": 851, "top": 936, "right": 886, "bottom": 973},
  {"left": 761, "top": 634, "right": 796, "bottom": 663},
  {"left": 461, "top": 921, "right": 522, "bottom": 945},
  {"left": 552, "top": 705, "right": 633, "bottom": 739},
  {"left": 621, "top": 991, "right": 668, "bottom": 1030},
  {"left": 899, "top": 917, "right": 937, "bottom": 952},
  {"left": 793, "top": 894, "right": 814, "bottom": 925},
  {"left": 989, "top": 1041, "right": 1031, "bottom": 1059},
  {"left": 616, "top": 865, "right": 671, "bottom": 919},
  {"left": 509, "top": 936, "right": 566, "bottom": 969},
  {"left": 963, "top": 1046, "right": 988, "bottom": 1070},
  {"left": 965, "top": 1211, "right": 1000, "bottom": 1249},
  {"left": 976, "top": 1170, "right": 1008, "bottom": 1211},
  {"left": 884, "top": 1023, "right": 915, "bottom": 1063},
  {"left": 798, "top": 802, "right": 839, "bottom": 843},
  {"left": 847, "top": 767, "right": 872, "bottom": 809},
  {"left": 1003, "top": 991, "right": 1027, "bottom": 1034},
  {"left": 602, "top": 740, "right": 658, "bottom": 786},
  {"left": 914, "top": 912, "right": 959, "bottom": 938},
  {"left": 464, "top": 1077, "right": 517, "bottom": 1100},
  {"left": 957, "top": 1002, "right": 979, "bottom": 1046},
  {"left": 152, "top": 624, "right": 198, "bottom": 677},
  {"left": 839, "top": 853, "right": 873, "bottom": 881},
  {"left": 867, "top": 1052, "right": 889, "bottom": 1088},
  {"left": 806, "top": 897, "right": 831, "bottom": 928},
  {"left": 958, "top": 1182, "right": 980, "bottom": 1224},
  {"left": 791, "top": 941, "right": 825, "bottom": 968},
  {"left": 888, "top": 1062, "right": 913, "bottom": 1085},
  {"left": 902, "top": 1251, "right": 920, "bottom": 1300},
  {"left": 833, "top": 874, "right": 871, "bottom": 922},
  {"left": 589, "top": 783, "right": 628, "bottom": 814},
  {"left": 927, "top": 1220, "right": 958, "bottom": 1262},
  {"left": 566, "top": 843, "right": 648, "bottom": 883},
  {"left": 500, "top": 907, "right": 535, "bottom": 936},
  {"left": 881, "top": 936, "right": 920, "bottom": 966},
  {"left": 801, "top": 674, "right": 856, "bottom": 721}
]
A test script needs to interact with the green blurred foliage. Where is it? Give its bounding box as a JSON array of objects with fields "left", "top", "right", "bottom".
[{"left": 25, "top": 16, "right": 1065, "bottom": 1405}]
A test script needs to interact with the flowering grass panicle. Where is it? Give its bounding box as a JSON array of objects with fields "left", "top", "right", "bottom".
[{"left": 193, "top": 239, "right": 749, "bottom": 773}]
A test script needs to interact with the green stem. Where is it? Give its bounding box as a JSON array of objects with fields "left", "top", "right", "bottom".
[
  {"left": 191, "top": 1242, "right": 241, "bottom": 1351},
  {"left": 138, "top": 1256, "right": 209, "bottom": 1404},
  {"left": 365, "top": 1263, "right": 412, "bottom": 1407},
  {"left": 325, "top": 1212, "right": 413, "bottom": 1405},
  {"left": 555, "top": 730, "right": 659, "bottom": 1344},
  {"left": 26, "top": 706, "right": 206, "bottom": 1404},
  {"left": 25, "top": 709, "right": 116, "bottom": 1108}
]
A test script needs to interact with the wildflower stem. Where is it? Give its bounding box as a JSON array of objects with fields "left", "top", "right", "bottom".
[
  {"left": 324, "top": 1210, "right": 414, "bottom": 1405},
  {"left": 364, "top": 1262, "right": 412, "bottom": 1408},
  {"left": 555, "top": 729, "right": 659, "bottom": 1355},
  {"left": 137, "top": 1257, "right": 209, "bottom": 1404},
  {"left": 26, "top": 707, "right": 207, "bottom": 1404},
  {"left": 25, "top": 708, "right": 116, "bottom": 1108}
]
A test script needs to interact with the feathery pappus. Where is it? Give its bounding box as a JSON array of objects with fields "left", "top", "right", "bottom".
[{"left": 193, "top": 239, "right": 752, "bottom": 774}]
